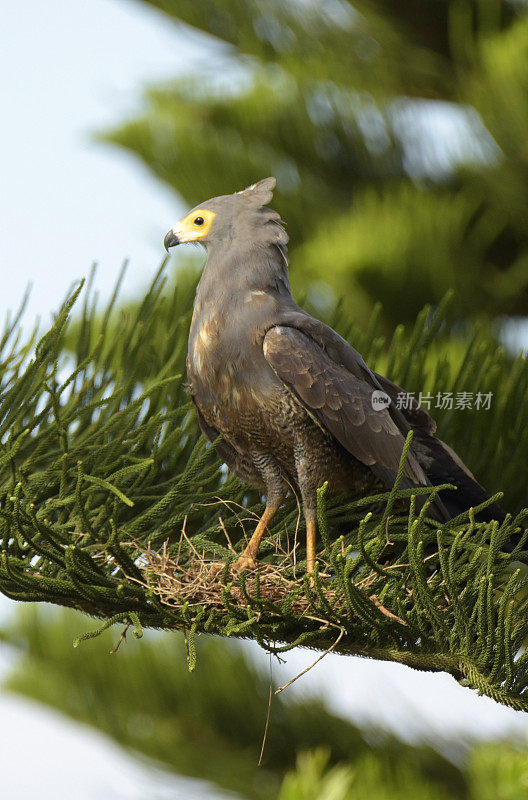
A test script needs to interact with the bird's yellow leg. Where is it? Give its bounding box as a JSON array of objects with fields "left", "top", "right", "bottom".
[
  {"left": 306, "top": 517, "right": 317, "bottom": 574},
  {"left": 234, "top": 500, "right": 282, "bottom": 571}
]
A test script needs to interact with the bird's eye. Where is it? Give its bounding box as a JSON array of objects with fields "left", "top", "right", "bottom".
[{"left": 194, "top": 216, "right": 205, "bottom": 226}]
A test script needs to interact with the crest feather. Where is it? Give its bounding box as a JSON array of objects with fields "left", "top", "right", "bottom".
[{"left": 239, "top": 176, "right": 276, "bottom": 206}]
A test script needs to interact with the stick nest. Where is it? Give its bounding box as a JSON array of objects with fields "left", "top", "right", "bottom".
[{"left": 130, "top": 538, "right": 334, "bottom": 617}]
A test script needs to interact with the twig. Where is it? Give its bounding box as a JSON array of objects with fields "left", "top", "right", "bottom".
[
  {"left": 274, "top": 627, "right": 345, "bottom": 694},
  {"left": 181, "top": 518, "right": 201, "bottom": 558},
  {"left": 176, "top": 521, "right": 185, "bottom": 565},
  {"left": 369, "top": 594, "right": 407, "bottom": 625},
  {"left": 109, "top": 620, "right": 131, "bottom": 654},
  {"left": 259, "top": 653, "right": 273, "bottom": 767},
  {"left": 219, "top": 516, "right": 236, "bottom": 553}
]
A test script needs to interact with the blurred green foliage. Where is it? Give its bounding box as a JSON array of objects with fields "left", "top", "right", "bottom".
[
  {"left": 103, "top": 0, "right": 528, "bottom": 326},
  {"left": 0, "top": 606, "right": 470, "bottom": 800},
  {"left": 4, "top": 605, "right": 528, "bottom": 800},
  {"left": 281, "top": 745, "right": 528, "bottom": 800}
]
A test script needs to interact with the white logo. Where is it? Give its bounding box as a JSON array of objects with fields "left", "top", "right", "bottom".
[{"left": 371, "top": 390, "right": 391, "bottom": 411}]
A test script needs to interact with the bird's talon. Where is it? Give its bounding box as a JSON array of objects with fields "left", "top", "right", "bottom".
[{"left": 233, "top": 555, "right": 258, "bottom": 571}]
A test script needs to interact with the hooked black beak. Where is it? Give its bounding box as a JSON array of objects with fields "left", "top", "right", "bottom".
[{"left": 164, "top": 230, "right": 180, "bottom": 252}]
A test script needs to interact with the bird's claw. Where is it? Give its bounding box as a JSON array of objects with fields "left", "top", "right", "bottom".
[
  {"left": 206, "top": 555, "right": 259, "bottom": 576},
  {"left": 232, "top": 554, "right": 258, "bottom": 571}
]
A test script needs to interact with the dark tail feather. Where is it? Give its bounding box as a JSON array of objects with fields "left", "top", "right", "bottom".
[
  {"left": 437, "top": 484, "right": 506, "bottom": 525},
  {"left": 413, "top": 432, "right": 525, "bottom": 553}
]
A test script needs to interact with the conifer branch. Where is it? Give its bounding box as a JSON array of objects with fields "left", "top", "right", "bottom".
[{"left": 2, "top": 272, "right": 528, "bottom": 709}]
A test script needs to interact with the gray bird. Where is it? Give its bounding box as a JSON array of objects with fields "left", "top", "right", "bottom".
[{"left": 164, "top": 177, "right": 504, "bottom": 573}]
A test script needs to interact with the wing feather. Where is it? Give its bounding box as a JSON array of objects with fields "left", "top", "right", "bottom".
[{"left": 263, "top": 325, "right": 428, "bottom": 488}]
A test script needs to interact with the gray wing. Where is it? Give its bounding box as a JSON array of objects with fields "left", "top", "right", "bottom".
[
  {"left": 263, "top": 325, "right": 429, "bottom": 490},
  {"left": 267, "top": 310, "right": 505, "bottom": 522}
]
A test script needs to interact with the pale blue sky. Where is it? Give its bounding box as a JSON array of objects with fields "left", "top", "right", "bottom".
[
  {"left": 1, "top": 2, "right": 528, "bottom": 798},
  {"left": 0, "top": 0, "right": 206, "bottom": 326}
]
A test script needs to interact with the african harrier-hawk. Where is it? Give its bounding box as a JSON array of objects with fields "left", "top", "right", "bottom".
[{"left": 164, "top": 177, "right": 505, "bottom": 572}]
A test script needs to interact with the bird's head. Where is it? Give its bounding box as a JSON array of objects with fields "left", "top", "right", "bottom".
[{"left": 163, "top": 177, "right": 287, "bottom": 253}]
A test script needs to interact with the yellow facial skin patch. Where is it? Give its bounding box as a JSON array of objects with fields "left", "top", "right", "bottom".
[{"left": 170, "top": 208, "right": 216, "bottom": 243}]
